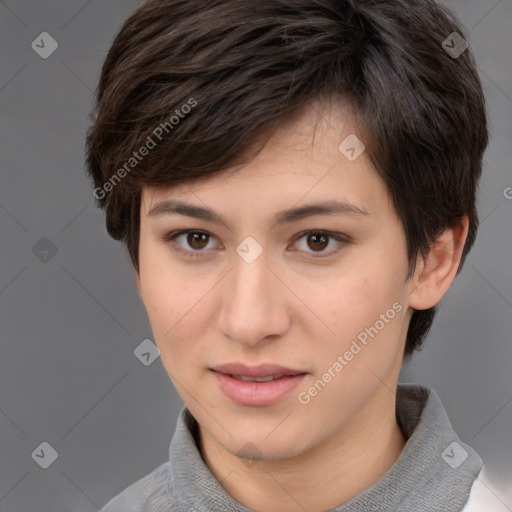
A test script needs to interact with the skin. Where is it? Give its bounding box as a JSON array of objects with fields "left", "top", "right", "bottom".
[{"left": 134, "top": 99, "right": 469, "bottom": 512}]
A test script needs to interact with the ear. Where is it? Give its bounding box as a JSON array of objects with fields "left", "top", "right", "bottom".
[{"left": 407, "top": 216, "right": 469, "bottom": 310}]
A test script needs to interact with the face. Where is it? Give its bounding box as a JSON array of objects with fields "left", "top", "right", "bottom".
[{"left": 136, "top": 100, "right": 416, "bottom": 464}]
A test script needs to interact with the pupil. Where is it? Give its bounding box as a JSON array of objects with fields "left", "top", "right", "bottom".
[
  {"left": 309, "top": 233, "right": 328, "bottom": 251},
  {"left": 188, "top": 232, "right": 208, "bottom": 249}
]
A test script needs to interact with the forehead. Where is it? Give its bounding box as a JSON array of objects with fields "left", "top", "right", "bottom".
[{"left": 140, "top": 99, "right": 388, "bottom": 220}]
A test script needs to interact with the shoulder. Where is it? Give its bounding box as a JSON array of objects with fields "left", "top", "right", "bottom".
[
  {"left": 461, "top": 468, "right": 511, "bottom": 512},
  {"left": 100, "top": 461, "right": 189, "bottom": 512}
]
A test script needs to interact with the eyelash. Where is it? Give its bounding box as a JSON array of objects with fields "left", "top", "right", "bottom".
[{"left": 162, "top": 229, "right": 349, "bottom": 260}]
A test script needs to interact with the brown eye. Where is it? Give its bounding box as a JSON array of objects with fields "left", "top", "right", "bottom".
[
  {"left": 307, "top": 233, "right": 329, "bottom": 252},
  {"left": 164, "top": 230, "right": 218, "bottom": 258},
  {"left": 187, "top": 231, "right": 210, "bottom": 250},
  {"left": 292, "top": 230, "right": 348, "bottom": 258}
]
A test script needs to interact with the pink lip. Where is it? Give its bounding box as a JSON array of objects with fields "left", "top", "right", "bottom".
[{"left": 212, "top": 371, "right": 307, "bottom": 406}]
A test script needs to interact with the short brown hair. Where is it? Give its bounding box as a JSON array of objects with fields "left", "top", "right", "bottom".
[{"left": 85, "top": 0, "right": 488, "bottom": 357}]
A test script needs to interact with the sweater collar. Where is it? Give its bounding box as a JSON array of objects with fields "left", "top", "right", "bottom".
[{"left": 168, "top": 383, "right": 482, "bottom": 511}]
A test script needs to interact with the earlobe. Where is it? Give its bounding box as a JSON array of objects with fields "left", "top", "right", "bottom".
[{"left": 407, "top": 216, "right": 469, "bottom": 311}]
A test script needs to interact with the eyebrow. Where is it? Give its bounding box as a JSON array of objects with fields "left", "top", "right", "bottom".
[{"left": 147, "top": 199, "right": 370, "bottom": 227}]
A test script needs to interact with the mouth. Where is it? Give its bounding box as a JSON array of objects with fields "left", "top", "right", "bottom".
[
  {"left": 229, "top": 374, "right": 291, "bottom": 382},
  {"left": 210, "top": 363, "right": 308, "bottom": 406},
  {"left": 211, "top": 362, "right": 307, "bottom": 378}
]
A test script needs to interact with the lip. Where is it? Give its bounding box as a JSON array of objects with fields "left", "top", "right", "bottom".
[
  {"left": 211, "top": 363, "right": 308, "bottom": 406},
  {"left": 211, "top": 362, "right": 306, "bottom": 378}
]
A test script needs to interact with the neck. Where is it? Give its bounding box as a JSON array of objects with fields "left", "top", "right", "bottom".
[{"left": 198, "top": 386, "right": 407, "bottom": 512}]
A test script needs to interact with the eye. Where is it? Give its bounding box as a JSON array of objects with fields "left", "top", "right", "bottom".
[
  {"left": 163, "top": 230, "right": 220, "bottom": 258},
  {"left": 290, "top": 230, "right": 348, "bottom": 258},
  {"left": 163, "top": 229, "right": 348, "bottom": 259}
]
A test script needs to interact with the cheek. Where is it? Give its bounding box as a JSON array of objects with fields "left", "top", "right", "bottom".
[
  {"left": 139, "top": 245, "right": 193, "bottom": 324},
  {"left": 304, "top": 259, "right": 406, "bottom": 372},
  {"left": 138, "top": 262, "right": 215, "bottom": 367},
  {"left": 315, "top": 273, "right": 393, "bottom": 339},
  {"left": 138, "top": 254, "right": 178, "bottom": 337}
]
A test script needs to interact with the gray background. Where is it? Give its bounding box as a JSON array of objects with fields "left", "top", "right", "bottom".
[{"left": 0, "top": 1, "right": 510, "bottom": 511}]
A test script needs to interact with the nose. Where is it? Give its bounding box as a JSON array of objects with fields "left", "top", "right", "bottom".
[{"left": 216, "top": 246, "right": 290, "bottom": 347}]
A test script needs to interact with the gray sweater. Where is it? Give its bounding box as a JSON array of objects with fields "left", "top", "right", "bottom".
[{"left": 101, "top": 383, "right": 485, "bottom": 511}]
